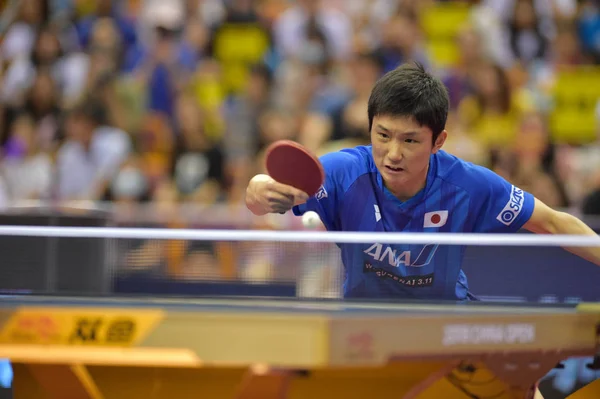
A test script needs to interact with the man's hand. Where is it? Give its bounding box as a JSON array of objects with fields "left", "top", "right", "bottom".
[{"left": 245, "top": 174, "right": 310, "bottom": 216}]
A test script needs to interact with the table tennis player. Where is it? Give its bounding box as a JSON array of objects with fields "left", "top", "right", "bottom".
[{"left": 245, "top": 62, "right": 600, "bottom": 300}]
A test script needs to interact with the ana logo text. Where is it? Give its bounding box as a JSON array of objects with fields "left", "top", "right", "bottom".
[{"left": 363, "top": 243, "right": 439, "bottom": 267}]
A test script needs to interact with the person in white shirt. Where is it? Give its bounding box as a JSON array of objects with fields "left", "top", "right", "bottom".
[
  {"left": 56, "top": 100, "right": 131, "bottom": 201},
  {"left": 272, "top": 0, "right": 353, "bottom": 62},
  {"left": 1, "top": 113, "right": 53, "bottom": 202}
]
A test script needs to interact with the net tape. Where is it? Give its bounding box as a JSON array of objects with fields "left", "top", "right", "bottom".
[{"left": 0, "top": 226, "right": 597, "bottom": 247}]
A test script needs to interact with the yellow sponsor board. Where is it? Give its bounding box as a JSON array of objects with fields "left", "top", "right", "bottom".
[{"left": 0, "top": 307, "right": 164, "bottom": 346}]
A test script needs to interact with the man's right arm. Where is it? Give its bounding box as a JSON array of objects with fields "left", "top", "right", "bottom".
[
  {"left": 246, "top": 148, "right": 358, "bottom": 229},
  {"left": 245, "top": 174, "right": 309, "bottom": 216}
]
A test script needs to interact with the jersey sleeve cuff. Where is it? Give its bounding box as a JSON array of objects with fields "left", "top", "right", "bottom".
[
  {"left": 292, "top": 205, "right": 305, "bottom": 216},
  {"left": 513, "top": 191, "right": 536, "bottom": 232}
]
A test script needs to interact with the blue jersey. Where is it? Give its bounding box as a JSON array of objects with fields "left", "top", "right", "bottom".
[{"left": 293, "top": 146, "right": 535, "bottom": 300}]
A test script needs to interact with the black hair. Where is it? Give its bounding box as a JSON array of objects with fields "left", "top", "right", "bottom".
[{"left": 367, "top": 62, "right": 449, "bottom": 143}]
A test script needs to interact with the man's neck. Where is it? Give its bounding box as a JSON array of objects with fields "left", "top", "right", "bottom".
[{"left": 387, "top": 164, "right": 430, "bottom": 202}]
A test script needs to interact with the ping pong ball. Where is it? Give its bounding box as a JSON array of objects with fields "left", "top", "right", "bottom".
[{"left": 302, "top": 211, "right": 321, "bottom": 229}]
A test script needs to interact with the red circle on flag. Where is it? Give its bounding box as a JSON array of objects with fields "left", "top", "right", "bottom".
[{"left": 430, "top": 214, "right": 441, "bottom": 224}]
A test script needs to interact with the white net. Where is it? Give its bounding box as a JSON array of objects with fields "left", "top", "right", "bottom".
[{"left": 0, "top": 221, "right": 598, "bottom": 303}]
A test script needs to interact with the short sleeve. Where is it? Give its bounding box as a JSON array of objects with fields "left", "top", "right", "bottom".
[
  {"left": 471, "top": 168, "right": 535, "bottom": 233},
  {"left": 292, "top": 150, "right": 355, "bottom": 231}
]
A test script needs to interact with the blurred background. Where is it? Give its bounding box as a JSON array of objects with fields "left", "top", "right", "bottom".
[
  {"left": 0, "top": 0, "right": 599, "bottom": 395},
  {"left": 0, "top": 0, "right": 599, "bottom": 215},
  {"left": 0, "top": 0, "right": 598, "bottom": 303},
  {"left": 1, "top": 0, "right": 599, "bottom": 296},
  {"left": 0, "top": 0, "right": 599, "bottom": 303}
]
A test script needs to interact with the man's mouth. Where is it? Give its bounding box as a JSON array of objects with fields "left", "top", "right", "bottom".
[{"left": 385, "top": 165, "right": 404, "bottom": 173}]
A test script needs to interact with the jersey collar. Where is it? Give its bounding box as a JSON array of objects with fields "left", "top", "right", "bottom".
[{"left": 378, "top": 152, "right": 438, "bottom": 208}]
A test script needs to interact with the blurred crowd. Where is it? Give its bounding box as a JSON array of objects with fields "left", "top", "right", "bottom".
[{"left": 1, "top": 0, "right": 600, "bottom": 215}]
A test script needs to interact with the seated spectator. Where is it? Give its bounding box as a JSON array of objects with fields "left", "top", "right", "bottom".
[
  {"left": 374, "top": 10, "right": 430, "bottom": 74},
  {"left": 440, "top": 26, "right": 485, "bottom": 110},
  {"left": 1, "top": 68, "right": 61, "bottom": 147},
  {"left": 56, "top": 99, "right": 131, "bottom": 200},
  {"left": 20, "top": 69, "right": 62, "bottom": 150},
  {"left": 577, "top": 0, "right": 600, "bottom": 63},
  {"left": 273, "top": 0, "right": 352, "bottom": 63},
  {"left": 1, "top": 0, "right": 48, "bottom": 63},
  {"left": 493, "top": 111, "right": 569, "bottom": 208},
  {"left": 2, "top": 24, "right": 63, "bottom": 104},
  {"left": 1, "top": 112, "right": 52, "bottom": 202},
  {"left": 504, "top": 0, "right": 551, "bottom": 67},
  {"left": 172, "top": 94, "right": 227, "bottom": 203},
  {"left": 457, "top": 61, "right": 524, "bottom": 155},
  {"left": 75, "top": 0, "right": 136, "bottom": 55},
  {"left": 135, "top": 112, "right": 176, "bottom": 196},
  {"left": 109, "top": 156, "right": 151, "bottom": 204},
  {"left": 312, "top": 51, "right": 384, "bottom": 150}
]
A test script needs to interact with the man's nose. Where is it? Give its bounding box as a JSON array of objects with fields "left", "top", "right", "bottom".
[{"left": 387, "top": 142, "right": 404, "bottom": 163}]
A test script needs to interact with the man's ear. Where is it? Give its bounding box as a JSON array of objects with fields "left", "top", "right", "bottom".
[{"left": 432, "top": 130, "right": 447, "bottom": 153}]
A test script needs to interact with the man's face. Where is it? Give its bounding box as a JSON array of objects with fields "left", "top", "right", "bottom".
[{"left": 371, "top": 115, "right": 446, "bottom": 200}]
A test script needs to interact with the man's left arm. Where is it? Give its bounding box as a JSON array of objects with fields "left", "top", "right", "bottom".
[{"left": 523, "top": 198, "right": 600, "bottom": 266}]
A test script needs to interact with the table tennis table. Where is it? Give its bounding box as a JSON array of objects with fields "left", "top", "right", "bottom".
[{"left": 0, "top": 295, "right": 597, "bottom": 399}]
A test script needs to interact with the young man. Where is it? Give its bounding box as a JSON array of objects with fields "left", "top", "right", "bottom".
[{"left": 245, "top": 63, "right": 600, "bottom": 300}]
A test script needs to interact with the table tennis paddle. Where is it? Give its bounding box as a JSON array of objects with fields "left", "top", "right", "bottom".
[{"left": 264, "top": 140, "right": 325, "bottom": 197}]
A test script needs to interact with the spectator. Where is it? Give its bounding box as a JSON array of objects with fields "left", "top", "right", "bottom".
[
  {"left": 273, "top": 0, "right": 353, "bottom": 62},
  {"left": 375, "top": 10, "right": 431, "bottom": 74},
  {"left": 110, "top": 156, "right": 150, "bottom": 203},
  {"left": 1, "top": 112, "right": 52, "bottom": 202},
  {"left": 1, "top": 0, "right": 49, "bottom": 63},
  {"left": 20, "top": 70, "right": 62, "bottom": 150},
  {"left": 2, "top": 24, "right": 63, "bottom": 104},
  {"left": 505, "top": 0, "right": 552, "bottom": 67},
  {"left": 441, "top": 25, "right": 486, "bottom": 110},
  {"left": 494, "top": 111, "right": 569, "bottom": 208},
  {"left": 323, "top": 51, "right": 385, "bottom": 147},
  {"left": 208, "top": 0, "right": 272, "bottom": 95},
  {"left": 75, "top": 0, "right": 137, "bottom": 54},
  {"left": 457, "top": 62, "right": 523, "bottom": 155},
  {"left": 135, "top": 112, "right": 176, "bottom": 198},
  {"left": 172, "top": 93, "right": 227, "bottom": 203},
  {"left": 183, "top": 0, "right": 226, "bottom": 29},
  {"left": 465, "top": 0, "right": 511, "bottom": 68},
  {"left": 56, "top": 100, "right": 131, "bottom": 200},
  {"left": 225, "top": 64, "right": 274, "bottom": 202},
  {"left": 0, "top": 0, "right": 599, "bottom": 225},
  {"left": 577, "top": 0, "right": 600, "bottom": 63}
]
